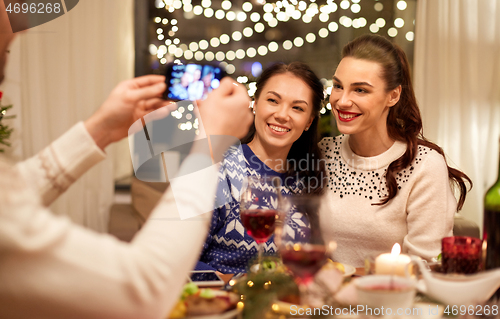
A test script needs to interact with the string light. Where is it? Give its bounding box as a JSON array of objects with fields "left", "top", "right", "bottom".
[
  {"left": 318, "top": 28, "right": 328, "bottom": 38},
  {"left": 205, "top": 51, "right": 214, "bottom": 61},
  {"left": 394, "top": 18, "right": 404, "bottom": 28},
  {"left": 268, "top": 18, "right": 278, "bottom": 27},
  {"left": 302, "top": 14, "right": 312, "bottom": 23},
  {"left": 226, "top": 50, "right": 236, "bottom": 60},
  {"left": 220, "top": 34, "right": 230, "bottom": 44},
  {"left": 226, "top": 64, "right": 236, "bottom": 74},
  {"left": 204, "top": 8, "right": 214, "bottom": 18},
  {"left": 406, "top": 31, "right": 414, "bottom": 41},
  {"left": 283, "top": 40, "right": 293, "bottom": 50},
  {"left": 149, "top": 44, "right": 158, "bottom": 55},
  {"left": 263, "top": 12, "right": 273, "bottom": 22},
  {"left": 242, "top": 2, "right": 252, "bottom": 12},
  {"left": 221, "top": 0, "right": 231, "bottom": 10},
  {"left": 215, "top": 51, "right": 225, "bottom": 61},
  {"left": 237, "top": 11, "right": 247, "bottom": 21},
  {"left": 184, "top": 50, "right": 193, "bottom": 59},
  {"left": 151, "top": 0, "right": 416, "bottom": 77},
  {"left": 293, "top": 37, "right": 304, "bottom": 47},
  {"left": 351, "top": 3, "right": 361, "bottom": 13},
  {"left": 189, "top": 42, "right": 198, "bottom": 51},
  {"left": 369, "top": 23, "right": 379, "bottom": 33},
  {"left": 243, "top": 27, "right": 253, "bottom": 37},
  {"left": 199, "top": 39, "right": 208, "bottom": 50},
  {"left": 376, "top": 18, "right": 386, "bottom": 28},
  {"left": 268, "top": 41, "right": 279, "bottom": 52},
  {"left": 305, "top": 33, "right": 316, "bottom": 43},
  {"left": 258, "top": 45, "right": 268, "bottom": 55},
  {"left": 246, "top": 47, "right": 257, "bottom": 57},
  {"left": 255, "top": 22, "right": 265, "bottom": 33},
  {"left": 193, "top": 5, "right": 202, "bottom": 15},
  {"left": 210, "top": 37, "right": 220, "bottom": 47},
  {"left": 232, "top": 31, "right": 242, "bottom": 41},
  {"left": 328, "top": 21, "right": 339, "bottom": 32},
  {"left": 236, "top": 49, "right": 246, "bottom": 59},
  {"left": 226, "top": 11, "right": 236, "bottom": 21},
  {"left": 397, "top": 1, "right": 407, "bottom": 10},
  {"left": 250, "top": 12, "right": 260, "bottom": 22},
  {"left": 388, "top": 27, "right": 398, "bottom": 37}
]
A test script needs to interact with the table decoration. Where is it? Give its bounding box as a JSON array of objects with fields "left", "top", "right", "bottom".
[
  {"left": 441, "top": 236, "right": 482, "bottom": 274},
  {"left": 277, "top": 195, "right": 337, "bottom": 308},
  {"left": 355, "top": 275, "right": 416, "bottom": 311},
  {"left": 366, "top": 243, "right": 413, "bottom": 277},
  {"left": 0, "top": 91, "right": 15, "bottom": 153},
  {"left": 414, "top": 257, "right": 500, "bottom": 306}
]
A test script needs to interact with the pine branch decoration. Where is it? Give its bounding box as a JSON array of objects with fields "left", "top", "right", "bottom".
[{"left": 0, "top": 91, "right": 15, "bottom": 153}]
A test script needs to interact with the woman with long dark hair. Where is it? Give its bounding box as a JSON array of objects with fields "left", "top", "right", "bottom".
[
  {"left": 320, "top": 34, "right": 472, "bottom": 266},
  {"left": 198, "top": 62, "right": 326, "bottom": 273}
]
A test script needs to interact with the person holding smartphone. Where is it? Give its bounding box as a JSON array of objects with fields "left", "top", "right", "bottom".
[
  {"left": 0, "top": 2, "right": 253, "bottom": 317},
  {"left": 197, "top": 62, "right": 326, "bottom": 274}
]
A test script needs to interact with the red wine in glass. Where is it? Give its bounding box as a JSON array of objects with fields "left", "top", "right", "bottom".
[
  {"left": 240, "top": 209, "right": 277, "bottom": 243},
  {"left": 281, "top": 244, "right": 328, "bottom": 285}
]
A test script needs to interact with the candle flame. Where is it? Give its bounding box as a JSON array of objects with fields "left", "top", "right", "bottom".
[{"left": 391, "top": 243, "right": 401, "bottom": 256}]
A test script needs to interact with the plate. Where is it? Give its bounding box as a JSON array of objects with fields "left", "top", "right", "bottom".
[
  {"left": 184, "top": 308, "right": 241, "bottom": 319},
  {"left": 342, "top": 263, "right": 356, "bottom": 277}
]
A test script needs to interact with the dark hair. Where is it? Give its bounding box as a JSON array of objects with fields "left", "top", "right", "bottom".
[
  {"left": 241, "top": 62, "right": 326, "bottom": 194},
  {"left": 341, "top": 34, "right": 471, "bottom": 209}
]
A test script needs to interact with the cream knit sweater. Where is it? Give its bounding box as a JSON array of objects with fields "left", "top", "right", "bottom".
[
  {"left": 0, "top": 122, "right": 217, "bottom": 319},
  {"left": 319, "top": 134, "right": 456, "bottom": 267}
]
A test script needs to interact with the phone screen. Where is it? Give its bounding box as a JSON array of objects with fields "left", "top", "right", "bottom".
[
  {"left": 165, "top": 63, "right": 224, "bottom": 101},
  {"left": 190, "top": 272, "right": 222, "bottom": 282}
]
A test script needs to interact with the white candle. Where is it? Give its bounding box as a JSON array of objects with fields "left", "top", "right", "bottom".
[{"left": 375, "top": 243, "right": 412, "bottom": 277}]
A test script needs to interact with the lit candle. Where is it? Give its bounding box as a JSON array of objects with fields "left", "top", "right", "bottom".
[{"left": 375, "top": 243, "right": 412, "bottom": 277}]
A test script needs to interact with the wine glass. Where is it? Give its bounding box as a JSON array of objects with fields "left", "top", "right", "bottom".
[
  {"left": 239, "top": 175, "right": 282, "bottom": 271},
  {"left": 277, "top": 194, "right": 336, "bottom": 306}
]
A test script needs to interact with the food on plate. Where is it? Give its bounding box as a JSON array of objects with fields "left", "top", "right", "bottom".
[
  {"left": 167, "top": 283, "right": 239, "bottom": 318},
  {"left": 322, "top": 259, "right": 345, "bottom": 274}
]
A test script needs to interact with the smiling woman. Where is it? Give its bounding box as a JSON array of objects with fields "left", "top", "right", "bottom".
[
  {"left": 197, "top": 62, "right": 327, "bottom": 274},
  {"left": 319, "top": 35, "right": 472, "bottom": 267}
]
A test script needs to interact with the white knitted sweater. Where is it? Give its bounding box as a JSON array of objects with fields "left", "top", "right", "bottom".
[{"left": 319, "top": 134, "right": 456, "bottom": 267}]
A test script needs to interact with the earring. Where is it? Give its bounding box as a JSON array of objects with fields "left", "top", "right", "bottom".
[
  {"left": 305, "top": 126, "right": 309, "bottom": 131},
  {"left": 252, "top": 109, "right": 256, "bottom": 114}
]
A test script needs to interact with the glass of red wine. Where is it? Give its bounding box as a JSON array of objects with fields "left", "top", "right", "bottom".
[
  {"left": 277, "top": 195, "right": 336, "bottom": 306},
  {"left": 239, "top": 175, "right": 281, "bottom": 271}
]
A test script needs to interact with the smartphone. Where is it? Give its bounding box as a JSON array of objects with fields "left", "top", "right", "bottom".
[
  {"left": 164, "top": 62, "right": 225, "bottom": 101},
  {"left": 189, "top": 270, "right": 225, "bottom": 287}
]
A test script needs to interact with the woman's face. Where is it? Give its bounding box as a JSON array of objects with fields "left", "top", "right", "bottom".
[
  {"left": 253, "top": 73, "right": 314, "bottom": 153},
  {"left": 330, "top": 57, "right": 400, "bottom": 139}
]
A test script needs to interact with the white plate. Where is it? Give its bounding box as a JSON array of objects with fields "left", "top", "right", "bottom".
[
  {"left": 184, "top": 308, "right": 241, "bottom": 319},
  {"left": 342, "top": 263, "right": 356, "bottom": 277}
]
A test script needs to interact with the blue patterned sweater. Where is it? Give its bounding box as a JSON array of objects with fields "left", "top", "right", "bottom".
[{"left": 197, "top": 144, "right": 309, "bottom": 274}]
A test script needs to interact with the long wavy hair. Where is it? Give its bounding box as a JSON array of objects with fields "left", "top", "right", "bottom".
[
  {"left": 241, "top": 62, "right": 326, "bottom": 194},
  {"left": 341, "top": 35, "right": 472, "bottom": 209}
]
